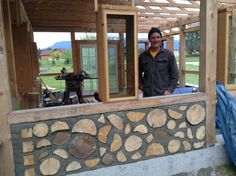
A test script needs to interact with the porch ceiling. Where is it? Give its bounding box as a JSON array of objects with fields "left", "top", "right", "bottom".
[{"left": 20, "top": 0, "right": 236, "bottom": 33}]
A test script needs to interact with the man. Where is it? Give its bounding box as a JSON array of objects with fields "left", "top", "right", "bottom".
[{"left": 139, "top": 27, "right": 179, "bottom": 97}]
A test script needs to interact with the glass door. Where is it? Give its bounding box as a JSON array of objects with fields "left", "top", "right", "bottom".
[{"left": 80, "top": 44, "right": 98, "bottom": 95}]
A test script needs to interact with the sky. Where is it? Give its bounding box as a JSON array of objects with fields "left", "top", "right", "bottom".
[
  {"left": 33, "top": 32, "right": 71, "bottom": 49},
  {"left": 33, "top": 32, "right": 179, "bottom": 49}
]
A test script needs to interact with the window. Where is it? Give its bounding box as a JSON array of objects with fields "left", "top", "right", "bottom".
[{"left": 96, "top": 6, "right": 138, "bottom": 102}]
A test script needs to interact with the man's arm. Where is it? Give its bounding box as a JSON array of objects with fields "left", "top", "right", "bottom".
[{"left": 167, "top": 51, "right": 179, "bottom": 93}]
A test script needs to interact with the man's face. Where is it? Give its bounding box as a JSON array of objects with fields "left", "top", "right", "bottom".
[{"left": 149, "top": 32, "right": 162, "bottom": 48}]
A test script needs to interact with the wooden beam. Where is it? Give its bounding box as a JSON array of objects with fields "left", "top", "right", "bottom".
[
  {"left": 138, "top": 9, "right": 199, "bottom": 15},
  {"left": 160, "top": 15, "right": 199, "bottom": 31},
  {"left": 94, "top": 0, "right": 98, "bottom": 12},
  {"left": 199, "top": 0, "right": 217, "bottom": 145},
  {"left": 135, "top": 0, "right": 200, "bottom": 8},
  {"left": 218, "top": 0, "right": 236, "bottom": 3},
  {"left": 0, "top": 0, "right": 15, "bottom": 174},
  {"left": 181, "top": 70, "right": 199, "bottom": 75},
  {"left": 8, "top": 92, "right": 207, "bottom": 124}
]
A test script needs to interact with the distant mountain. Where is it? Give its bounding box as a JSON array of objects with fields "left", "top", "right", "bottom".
[
  {"left": 47, "top": 40, "right": 179, "bottom": 50},
  {"left": 48, "top": 41, "right": 71, "bottom": 49}
]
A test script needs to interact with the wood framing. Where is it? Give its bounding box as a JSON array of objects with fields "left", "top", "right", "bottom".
[
  {"left": 199, "top": 0, "right": 218, "bottom": 144},
  {"left": 0, "top": 0, "right": 15, "bottom": 174}
]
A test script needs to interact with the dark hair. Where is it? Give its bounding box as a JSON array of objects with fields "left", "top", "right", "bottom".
[{"left": 148, "top": 27, "right": 162, "bottom": 39}]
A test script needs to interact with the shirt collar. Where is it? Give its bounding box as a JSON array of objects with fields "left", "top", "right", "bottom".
[{"left": 145, "top": 47, "right": 164, "bottom": 54}]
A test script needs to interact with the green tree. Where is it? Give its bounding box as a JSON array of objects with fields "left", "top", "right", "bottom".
[
  {"left": 37, "top": 48, "right": 42, "bottom": 59},
  {"left": 186, "top": 31, "right": 200, "bottom": 56},
  {"left": 79, "top": 33, "right": 96, "bottom": 40},
  {"left": 61, "top": 49, "right": 72, "bottom": 64},
  {"left": 50, "top": 51, "right": 60, "bottom": 60}
]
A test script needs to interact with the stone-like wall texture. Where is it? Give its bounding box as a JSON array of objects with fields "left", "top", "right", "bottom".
[{"left": 11, "top": 102, "right": 206, "bottom": 176}]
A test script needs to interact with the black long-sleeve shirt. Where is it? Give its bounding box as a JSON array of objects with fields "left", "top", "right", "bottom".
[{"left": 139, "top": 48, "right": 179, "bottom": 97}]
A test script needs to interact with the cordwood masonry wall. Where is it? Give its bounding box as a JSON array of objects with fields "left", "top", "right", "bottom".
[{"left": 11, "top": 101, "right": 206, "bottom": 176}]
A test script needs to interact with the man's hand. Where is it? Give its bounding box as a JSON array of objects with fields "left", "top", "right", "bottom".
[
  {"left": 139, "top": 85, "right": 143, "bottom": 91},
  {"left": 163, "top": 90, "right": 171, "bottom": 95}
]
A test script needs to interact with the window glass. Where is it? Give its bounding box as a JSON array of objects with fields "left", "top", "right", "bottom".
[
  {"left": 80, "top": 44, "right": 98, "bottom": 95},
  {"left": 106, "top": 14, "right": 136, "bottom": 99},
  {"left": 227, "top": 16, "right": 236, "bottom": 85}
]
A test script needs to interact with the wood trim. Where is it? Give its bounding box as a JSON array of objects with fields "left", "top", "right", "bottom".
[
  {"left": 199, "top": 0, "right": 217, "bottom": 145},
  {"left": 8, "top": 92, "right": 207, "bottom": 124}
]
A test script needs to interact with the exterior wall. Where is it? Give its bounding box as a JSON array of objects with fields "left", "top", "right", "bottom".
[
  {"left": 11, "top": 101, "right": 206, "bottom": 176},
  {"left": 40, "top": 55, "right": 50, "bottom": 60}
]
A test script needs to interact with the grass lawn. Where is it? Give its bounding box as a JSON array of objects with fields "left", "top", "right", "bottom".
[{"left": 216, "top": 164, "right": 236, "bottom": 176}]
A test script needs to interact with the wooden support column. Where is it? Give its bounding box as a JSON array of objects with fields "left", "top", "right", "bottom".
[
  {"left": 0, "top": 0, "right": 15, "bottom": 175},
  {"left": 179, "top": 25, "right": 186, "bottom": 87},
  {"left": 12, "top": 23, "right": 34, "bottom": 94},
  {"left": 166, "top": 36, "right": 174, "bottom": 52},
  {"left": 217, "top": 11, "right": 229, "bottom": 86},
  {"left": 199, "top": 0, "right": 217, "bottom": 145},
  {"left": 71, "top": 32, "right": 79, "bottom": 71},
  {"left": 2, "top": 0, "right": 18, "bottom": 105}
]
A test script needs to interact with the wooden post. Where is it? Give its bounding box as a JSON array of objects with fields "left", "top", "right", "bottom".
[
  {"left": 2, "top": 0, "right": 18, "bottom": 105},
  {"left": 0, "top": 0, "right": 15, "bottom": 175},
  {"left": 228, "top": 9, "right": 236, "bottom": 84},
  {"left": 217, "top": 11, "right": 229, "bottom": 86},
  {"left": 179, "top": 25, "right": 186, "bottom": 87},
  {"left": 166, "top": 36, "right": 174, "bottom": 52},
  {"left": 71, "top": 32, "right": 79, "bottom": 71},
  {"left": 94, "top": 0, "right": 98, "bottom": 12},
  {"left": 199, "top": 0, "right": 217, "bottom": 144}
]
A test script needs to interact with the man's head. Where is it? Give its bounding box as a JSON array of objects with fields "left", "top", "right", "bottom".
[
  {"left": 148, "top": 27, "right": 162, "bottom": 49},
  {"left": 148, "top": 27, "right": 162, "bottom": 40}
]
